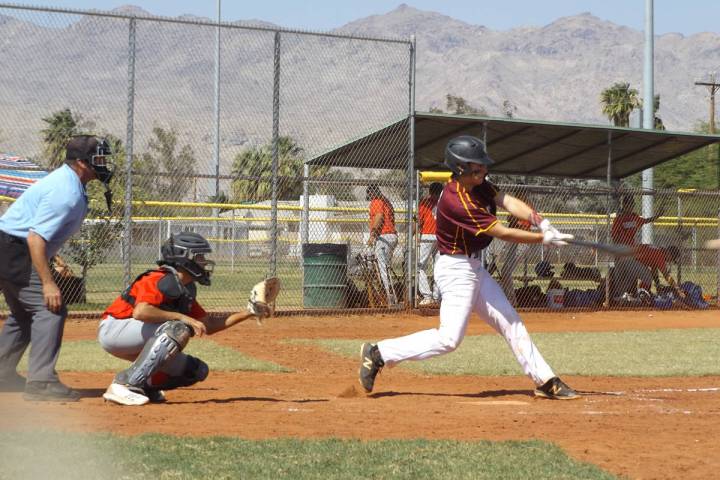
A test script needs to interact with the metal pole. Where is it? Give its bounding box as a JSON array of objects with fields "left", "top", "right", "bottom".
[
  {"left": 269, "top": 31, "right": 281, "bottom": 278},
  {"left": 676, "top": 193, "right": 683, "bottom": 284},
  {"left": 212, "top": 0, "right": 221, "bottom": 231},
  {"left": 413, "top": 170, "right": 421, "bottom": 305},
  {"left": 231, "top": 209, "right": 235, "bottom": 272},
  {"left": 405, "top": 35, "right": 417, "bottom": 309},
  {"left": 604, "top": 130, "right": 613, "bottom": 307},
  {"left": 301, "top": 163, "right": 309, "bottom": 245},
  {"left": 123, "top": 17, "right": 136, "bottom": 286},
  {"left": 641, "top": 0, "right": 655, "bottom": 244},
  {"left": 717, "top": 209, "right": 720, "bottom": 307}
]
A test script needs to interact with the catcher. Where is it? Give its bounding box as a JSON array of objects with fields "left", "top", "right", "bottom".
[{"left": 97, "top": 231, "right": 280, "bottom": 406}]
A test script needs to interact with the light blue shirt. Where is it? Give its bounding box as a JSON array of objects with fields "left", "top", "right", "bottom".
[{"left": 0, "top": 164, "right": 88, "bottom": 258}]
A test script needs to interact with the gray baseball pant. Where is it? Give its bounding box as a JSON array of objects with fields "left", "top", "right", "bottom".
[{"left": 0, "top": 270, "right": 68, "bottom": 382}]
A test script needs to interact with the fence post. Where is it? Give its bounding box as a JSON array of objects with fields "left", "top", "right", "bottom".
[
  {"left": 123, "top": 17, "right": 137, "bottom": 287},
  {"left": 269, "top": 31, "right": 281, "bottom": 278},
  {"left": 405, "top": 35, "right": 416, "bottom": 309},
  {"left": 301, "top": 163, "right": 309, "bottom": 246},
  {"left": 231, "top": 209, "right": 236, "bottom": 273},
  {"left": 717, "top": 209, "right": 720, "bottom": 307},
  {"left": 692, "top": 222, "right": 697, "bottom": 272},
  {"left": 677, "top": 193, "right": 683, "bottom": 284}
]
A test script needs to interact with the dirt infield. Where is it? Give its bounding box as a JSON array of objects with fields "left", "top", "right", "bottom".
[{"left": 2, "top": 310, "right": 720, "bottom": 480}]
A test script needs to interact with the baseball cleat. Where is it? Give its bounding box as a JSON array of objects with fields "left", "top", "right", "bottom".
[
  {"left": 534, "top": 377, "right": 581, "bottom": 400},
  {"left": 103, "top": 382, "right": 149, "bottom": 406},
  {"left": 144, "top": 388, "right": 167, "bottom": 403},
  {"left": 359, "top": 343, "right": 384, "bottom": 393}
]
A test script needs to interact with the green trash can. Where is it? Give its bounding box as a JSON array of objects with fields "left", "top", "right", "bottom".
[{"left": 303, "top": 243, "right": 348, "bottom": 308}]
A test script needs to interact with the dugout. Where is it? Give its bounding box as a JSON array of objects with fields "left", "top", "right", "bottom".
[{"left": 306, "top": 112, "right": 720, "bottom": 308}]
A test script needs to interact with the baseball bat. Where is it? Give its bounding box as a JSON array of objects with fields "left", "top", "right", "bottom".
[
  {"left": 704, "top": 239, "right": 720, "bottom": 250},
  {"left": 566, "top": 238, "right": 635, "bottom": 257}
]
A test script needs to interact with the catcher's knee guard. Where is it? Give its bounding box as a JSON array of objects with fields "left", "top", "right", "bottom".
[
  {"left": 159, "top": 355, "right": 209, "bottom": 391},
  {"left": 115, "top": 320, "right": 193, "bottom": 388}
]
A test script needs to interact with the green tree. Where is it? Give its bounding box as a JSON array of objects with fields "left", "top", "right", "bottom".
[
  {"left": 138, "top": 126, "right": 196, "bottom": 207},
  {"left": 502, "top": 99, "right": 518, "bottom": 119},
  {"left": 625, "top": 121, "right": 718, "bottom": 197},
  {"left": 231, "top": 137, "right": 354, "bottom": 203},
  {"left": 40, "top": 109, "right": 95, "bottom": 169},
  {"left": 600, "top": 82, "right": 640, "bottom": 127},
  {"left": 445, "top": 94, "right": 487, "bottom": 115},
  {"left": 65, "top": 219, "right": 124, "bottom": 287}
]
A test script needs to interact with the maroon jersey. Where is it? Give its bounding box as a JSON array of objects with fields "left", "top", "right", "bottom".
[{"left": 436, "top": 179, "right": 499, "bottom": 255}]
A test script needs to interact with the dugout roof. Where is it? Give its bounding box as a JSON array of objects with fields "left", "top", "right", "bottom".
[{"left": 307, "top": 113, "right": 720, "bottom": 179}]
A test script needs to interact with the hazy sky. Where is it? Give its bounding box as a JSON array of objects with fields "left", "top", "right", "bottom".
[{"left": 7, "top": 0, "right": 720, "bottom": 36}]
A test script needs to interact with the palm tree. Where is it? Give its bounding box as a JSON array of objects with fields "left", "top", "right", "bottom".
[
  {"left": 231, "top": 136, "right": 305, "bottom": 202},
  {"left": 600, "top": 82, "right": 640, "bottom": 127},
  {"left": 40, "top": 109, "right": 80, "bottom": 168}
]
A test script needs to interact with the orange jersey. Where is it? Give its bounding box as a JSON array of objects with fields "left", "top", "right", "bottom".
[
  {"left": 369, "top": 197, "right": 396, "bottom": 235},
  {"left": 635, "top": 245, "right": 669, "bottom": 272},
  {"left": 103, "top": 270, "right": 207, "bottom": 320},
  {"left": 612, "top": 213, "right": 645, "bottom": 245},
  {"left": 418, "top": 195, "right": 438, "bottom": 234}
]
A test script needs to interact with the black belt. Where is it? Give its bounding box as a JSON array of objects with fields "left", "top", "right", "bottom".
[{"left": 440, "top": 251, "right": 483, "bottom": 259}]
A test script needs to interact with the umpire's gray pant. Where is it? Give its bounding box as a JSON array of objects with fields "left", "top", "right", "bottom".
[{"left": 0, "top": 270, "right": 67, "bottom": 382}]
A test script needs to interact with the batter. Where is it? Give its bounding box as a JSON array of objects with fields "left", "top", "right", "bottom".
[{"left": 359, "top": 135, "right": 580, "bottom": 400}]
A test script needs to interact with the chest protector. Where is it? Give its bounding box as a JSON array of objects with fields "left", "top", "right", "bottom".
[{"left": 121, "top": 266, "right": 197, "bottom": 315}]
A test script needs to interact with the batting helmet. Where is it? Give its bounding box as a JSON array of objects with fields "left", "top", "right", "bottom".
[
  {"left": 444, "top": 135, "right": 494, "bottom": 175},
  {"left": 159, "top": 231, "right": 215, "bottom": 286}
]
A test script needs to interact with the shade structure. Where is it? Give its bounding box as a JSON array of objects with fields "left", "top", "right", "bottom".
[{"left": 308, "top": 113, "right": 720, "bottom": 179}]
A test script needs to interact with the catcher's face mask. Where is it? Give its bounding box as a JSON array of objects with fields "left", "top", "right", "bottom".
[
  {"left": 89, "top": 139, "right": 116, "bottom": 185},
  {"left": 177, "top": 248, "right": 216, "bottom": 286}
]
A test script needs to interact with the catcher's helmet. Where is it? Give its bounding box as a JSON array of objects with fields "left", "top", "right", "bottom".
[
  {"left": 444, "top": 135, "right": 494, "bottom": 175},
  {"left": 159, "top": 231, "right": 215, "bottom": 286},
  {"left": 66, "top": 135, "right": 116, "bottom": 185}
]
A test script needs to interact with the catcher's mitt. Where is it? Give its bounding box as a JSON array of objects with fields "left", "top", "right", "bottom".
[{"left": 248, "top": 277, "right": 281, "bottom": 323}]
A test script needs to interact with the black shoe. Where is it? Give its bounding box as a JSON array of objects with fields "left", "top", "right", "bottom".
[
  {"left": 534, "top": 377, "right": 580, "bottom": 400},
  {"left": 23, "top": 381, "right": 81, "bottom": 402},
  {"left": 359, "top": 343, "right": 384, "bottom": 393},
  {"left": 144, "top": 388, "right": 166, "bottom": 403},
  {"left": 0, "top": 372, "right": 26, "bottom": 392}
]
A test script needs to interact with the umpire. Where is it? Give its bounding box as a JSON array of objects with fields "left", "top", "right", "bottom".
[{"left": 0, "top": 135, "right": 114, "bottom": 401}]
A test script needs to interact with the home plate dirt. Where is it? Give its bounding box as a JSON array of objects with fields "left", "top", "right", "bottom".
[{"left": 1, "top": 309, "right": 719, "bottom": 480}]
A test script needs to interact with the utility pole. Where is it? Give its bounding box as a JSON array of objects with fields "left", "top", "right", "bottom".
[
  {"left": 641, "top": 0, "right": 654, "bottom": 244},
  {"left": 695, "top": 73, "right": 720, "bottom": 188}
]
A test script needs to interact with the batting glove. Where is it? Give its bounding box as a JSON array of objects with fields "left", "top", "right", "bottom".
[{"left": 542, "top": 228, "right": 574, "bottom": 246}]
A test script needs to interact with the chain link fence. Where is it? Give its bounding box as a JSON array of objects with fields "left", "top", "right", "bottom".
[
  {"left": 0, "top": 3, "right": 413, "bottom": 313},
  {"left": 1, "top": 4, "right": 718, "bottom": 315}
]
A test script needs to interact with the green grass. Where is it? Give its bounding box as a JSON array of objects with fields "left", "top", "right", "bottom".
[
  {"left": 0, "top": 432, "right": 618, "bottom": 480},
  {"left": 300, "top": 328, "right": 720, "bottom": 377},
  {"left": 16, "top": 339, "right": 289, "bottom": 373}
]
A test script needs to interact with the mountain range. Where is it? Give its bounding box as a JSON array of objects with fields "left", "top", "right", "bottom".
[{"left": 2, "top": 3, "right": 719, "bottom": 166}]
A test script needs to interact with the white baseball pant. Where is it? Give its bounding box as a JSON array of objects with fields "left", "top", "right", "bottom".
[
  {"left": 374, "top": 233, "right": 398, "bottom": 305},
  {"left": 378, "top": 253, "right": 555, "bottom": 386},
  {"left": 417, "top": 233, "right": 439, "bottom": 300}
]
